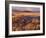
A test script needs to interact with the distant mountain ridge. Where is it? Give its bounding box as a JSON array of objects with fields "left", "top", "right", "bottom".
[{"left": 12, "top": 7, "right": 40, "bottom": 12}]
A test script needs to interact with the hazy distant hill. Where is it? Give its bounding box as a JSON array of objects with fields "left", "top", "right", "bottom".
[{"left": 12, "top": 7, "right": 40, "bottom": 12}]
